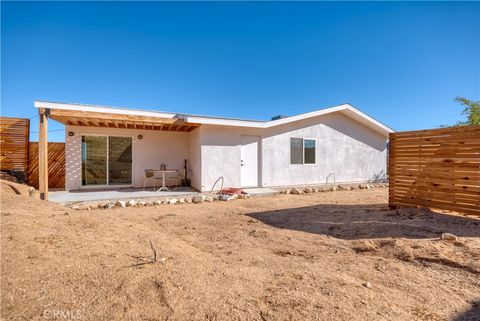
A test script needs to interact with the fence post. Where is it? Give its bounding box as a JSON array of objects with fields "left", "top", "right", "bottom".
[{"left": 388, "top": 134, "right": 396, "bottom": 209}]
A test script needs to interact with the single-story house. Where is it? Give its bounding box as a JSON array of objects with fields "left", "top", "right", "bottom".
[{"left": 33, "top": 101, "right": 394, "bottom": 199}]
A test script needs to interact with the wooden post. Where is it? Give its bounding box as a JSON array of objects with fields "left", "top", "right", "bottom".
[{"left": 38, "top": 108, "right": 49, "bottom": 200}]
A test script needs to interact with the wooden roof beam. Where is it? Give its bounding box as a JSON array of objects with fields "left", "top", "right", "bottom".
[{"left": 49, "top": 109, "right": 179, "bottom": 125}]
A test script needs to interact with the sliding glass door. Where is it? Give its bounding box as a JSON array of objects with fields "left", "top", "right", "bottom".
[
  {"left": 81, "top": 136, "right": 132, "bottom": 186},
  {"left": 82, "top": 136, "right": 107, "bottom": 186},
  {"left": 108, "top": 137, "right": 132, "bottom": 185}
]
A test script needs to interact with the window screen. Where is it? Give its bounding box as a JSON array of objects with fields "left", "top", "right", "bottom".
[
  {"left": 290, "top": 138, "right": 303, "bottom": 164},
  {"left": 304, "top": 139, "right": 316, "bottom": 164}
]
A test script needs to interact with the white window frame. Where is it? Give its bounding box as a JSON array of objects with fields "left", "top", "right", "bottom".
[{"left": 290, "top": 137, "right": 317, "bottom": 165}]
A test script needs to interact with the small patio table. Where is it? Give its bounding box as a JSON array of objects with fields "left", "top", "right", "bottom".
[{"left": 152, "top": 169, "right": 178, "bottom": 191}]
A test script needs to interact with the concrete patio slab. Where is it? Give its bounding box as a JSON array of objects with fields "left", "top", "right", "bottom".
[
  {"left": 241, "top": 187, "right": 280, "bottom": 197},
  {"left": 49, "top": 187, "right": 199, "bottom": 204}
]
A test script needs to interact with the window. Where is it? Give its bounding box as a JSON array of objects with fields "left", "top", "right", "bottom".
[
  {"left": 290, "top": 138, "right": 303, "bottom": 164},
  {"left": 290, "top": 138, "right": 316, "bottom": 165},
  {"left": 304, "top": 139, "right": 316, "bottom": 164}
]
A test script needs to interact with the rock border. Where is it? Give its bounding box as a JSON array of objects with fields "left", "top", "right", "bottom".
[
  {"left": 65, "top": 192, "right": 251, "bottom": 211},
  {"left": 65, "top": 183, "right": 387, "bottom": 211},
  {"left": 280, "top": 183, "right": 388, "bottom": 195}
]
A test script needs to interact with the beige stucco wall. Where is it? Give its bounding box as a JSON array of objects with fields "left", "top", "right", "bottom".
[
  {"left": 65, "top": 126, "right": 190, "bottom": 190},
  {"left": 198, "top": 112, "right": 388, "bottom": 191},
  {"left": 199, "top": 126, "right": 262, "bottom": 191},
  {"left": 187, "top": 127, "right": 202, "bottom": 191},
  {"left": 261, "top": 112, "right": 387, "bottom": 187},
  {"left": 64, "top": 111, "right": 388, "bottom": 192}
]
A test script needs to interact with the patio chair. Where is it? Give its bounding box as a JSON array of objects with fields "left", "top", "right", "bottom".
[
  {"left": 169, "top": 169, "right": 186, "bottom": 188},
  {"left": 143, "top": 170, "right": 162, "bottom": 191}
]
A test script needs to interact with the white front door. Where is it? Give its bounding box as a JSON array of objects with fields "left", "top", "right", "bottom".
[{"left": 240, "top": 135, "right": 260, "bottom": 187}]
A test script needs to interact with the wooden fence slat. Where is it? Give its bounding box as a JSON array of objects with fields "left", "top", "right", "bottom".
[
  {"left": 28, "top": 142, "right": 65, "bottom": 189},
  {"left": 0, "top": 117, "right": 30, "bottom": 173},
  {"left": 1, "top": 116, "right": 65, "bottom": 190},
  {"left": 390, "top": 124, "right": 480, "bottom": 136},
  {"left": 389, "top": 125, "right": 480, "bottom": 216}
]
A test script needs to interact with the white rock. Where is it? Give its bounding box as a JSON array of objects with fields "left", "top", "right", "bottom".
[
  {"left": 168, "top": 198, "right": 178, "bottom": 204},
  {"left": 192, "top": 195, "right": 206, "bottom": 203},
  {"left": 154, "top": 200, "right": 162, "bottom": 205},
  {"left": 28, "top": 187, "right": 37, "bottom": 197},
  {"left": 103, "top": 203, "right": 115, "bottom": 210},
  {"left": 116, "top": 201, "right": 126, "bottom": 208},
  {"left": 205, "top": 196, "right": 214, "bottom": 202},
  {"left": 178, "top": 198, "right": 185, "bottom": 204},
  {"left": 441, "top": 233, "right": 458, "bottom": 241},
  {"left": 363, "top": 282, "right": 372, "bottom": 289},
  {"left": 126, "top": 200, "right": 136, "bottom": 207},
  {"left": 137, "top": 201, "right": 146, "bottom": 206},
  {"left": 291, "top": 188, "right": 303, "bottom": 195},
  {"left": 221, "top": 194, "right": 235, "bottom": 201}
]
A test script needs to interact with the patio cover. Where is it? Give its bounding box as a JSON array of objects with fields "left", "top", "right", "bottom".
[{"left": 33, "top": 101, "right": 201, "bottom": 200}]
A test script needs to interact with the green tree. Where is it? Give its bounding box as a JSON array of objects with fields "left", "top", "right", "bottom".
[{"left": 453, "top": 97, "right": 480, "bottom": 126}]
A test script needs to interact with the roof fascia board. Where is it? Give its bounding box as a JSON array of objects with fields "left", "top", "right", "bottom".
[
  {"left": 34, "top": 101, "right": 177, "bottom": 119},
  {"left": 340, "top": 105, "right": 395, "bottom": 134},
  {"left": 183, "top": 115, "right": 264, "bottom": 128},
  {"left": 264, "top": 105, "right": 348, "bottom": 128}
]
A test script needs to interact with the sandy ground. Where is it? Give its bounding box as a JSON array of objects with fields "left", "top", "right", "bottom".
[{"left": 1, "top": 179, "right": 479, "bottom": 321}]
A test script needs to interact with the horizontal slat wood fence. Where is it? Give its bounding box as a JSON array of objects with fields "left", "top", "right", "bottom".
[
  {"left": 389, "top": 125, "right": 480, "bottom": 216},
  {"left": 0, "top": 117, "right": 30, "bottom": 172},
  {"left": 28, "top": 142, "right": 65, "bottom": 189}
]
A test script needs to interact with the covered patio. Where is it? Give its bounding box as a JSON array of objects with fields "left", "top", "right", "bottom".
[{"left": 34, "top": 101, "right": 201, "bottom": 200}]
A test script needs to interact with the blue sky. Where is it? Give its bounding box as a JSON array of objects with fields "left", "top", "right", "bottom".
[{"left": 2, "top": 1, "right": 479, "bottom": 142}]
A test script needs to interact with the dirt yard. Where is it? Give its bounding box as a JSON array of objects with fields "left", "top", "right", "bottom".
[{"left": 1, "top": 180, "right": 479, "bottom": 321}]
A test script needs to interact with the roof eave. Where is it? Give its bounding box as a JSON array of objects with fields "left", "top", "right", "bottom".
[
  {"left": 33, "top": 100, "right": 394, "bottom": 136},
  {"left": 34, "top": 100, "right": 177, "bottom": 120},
  {"left": 186, "top": 104, "right": 394, "bottom": 136}
]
